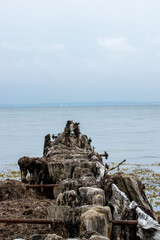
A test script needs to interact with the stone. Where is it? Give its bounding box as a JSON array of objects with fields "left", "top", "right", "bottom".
[
  {"left": 18, "top": 121, "right": 104, "bottom": 188},
  {"left": 50, "top": 121, "right": 91, "bottom": 149},
  {"left": 48, "top": 160, "right": 74, "bottom": 184},
  {"left": 72, "top": 167, "right": 94, "bottom": 179},
  {"left": 109, "top": 184, "right": 130, "bottom": 219},
  {"left": 56, "top": 190, "right": 80, "bottom": 207},
  {"left": 103, "top": 172, "right": 153, "bottom": 213},
  {"left": 13, "top": 239, "right": 26, "bottom": 240},
  {"left": 30, "top": 235, "right": 46, "bottom": 240},
  {"left": 18, "top": 156, "right": 48, "bottom": 184},
  {"left": 92, "top": 194, "right": 104, "bottom": 206},
  {"left": 80, "top": 206, "right": 112, "bottom": 238},
  {"left": 130, "top": 201, "right": 160, "bottom": 240},
  {"left": 47, "top": 205, "right": 71, "bottom": 220},
  {"left": 43, "top": 134, "right": 51, "bottom": 156},
  {"left": 53, "top": 179, "right": 79, "bottom": 199},
  {"left": 48, "top": 205, "right": 95, "bottom": 221},
  {"left": 60, "top": 179, "right": 79, "bottom": 192},
  {"left": 82, "top": 231, "right": 101, "bottom": 238},
  {"left": 47, "top": 206, "right": 78, "bottom": 238},
  {"left": 90, "top": 235, "right": 110, "bottom": 240},
  {"left": 95, "top": 161, "right": 105, "bottom": 182},
  {"left": 79, "top": 176, "right": 97, "bottom": 187},
  {"left": 16, "top": 121, "right": 156, "bottom": 240},
  {"left": 44, "top": 234, "right": 63, "bottom": 240},
  {"left": 79, "top": 187, "right": 105, "bottom": 205},
  {"left": 74, "top": 205, "right": 94, "bottom": 220}
]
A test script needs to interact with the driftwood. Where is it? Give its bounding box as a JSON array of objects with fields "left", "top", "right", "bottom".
[{"left": 110, "top": 159, "right": 126, "bottom": 171}]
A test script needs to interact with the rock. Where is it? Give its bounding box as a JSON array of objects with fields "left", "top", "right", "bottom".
[
  {"left": 79, "top": 187, "right": 105, "bottom": 205},
  {"left": 73, "top": 167, "right": 94, "bottom": 179},
  {"left": 130, "top": 201, "right": 160, "bottom": 240},
  {"left": 108, "top": 184, "right": 139, "bottom": 240},
  {"left": 56, "top": 190, "right": 80, "bottom": 207},
  {"left": 44, "top": 234, "right": 63, "bottom": 240},
  {"left": 14, "top": 121, "right": 156, "bottom": 240},
  {"left": 30, "top": 235, "right": 46, "bottom": 240},
  {"left": 18, "top": 156, "right": 48, "bottom": 184},
  {"left": 48, "top": 160, "right": 74, "bottom": 184},
  {"left": 74, "top": 205, "right": 95, "bottom": 219},
  {"left": 13, "top": 239, "right": 26, "bottom": 240},
  {"left": 50, "top": 121, "right": 91, "bottom": 149},
  {"left": 48, "top": 160, "right": 102, "bottom": 186},
  {"left": 43, "top": 134, "right": 51, "bottom": 156},
  {"left": 60, "top": 179, "right": 79, "bottom": 192},
  {"left": 109, "top": 184, "right": 130, "bottom": 219},
  {"left": 82, "top": 231, "right": 101, "bottom": 238},
  {"left": 48, "top": 205, "right": 71, "bottom": 220},
  {"left": 47, "top": 205, "right": 78, "bottom": 238},
  {"left": 90, "top": 235, "right": 110, "bottom": 240},
  {"left": 18, "top": 121, "right": 104, "bottom": 188},
  {"left": 79, "top": 176, "right": 97, "bottom": 187},
  {"left": 48, "top": 205, "right": 95, "bottom": 221},
  {"left": 95, "top": 161, "right": 105, "bottom": 182},
  {"left": 103, "top": 172, "right": 153, "bottom": 213},
  {"left": 80, "top": 206, "right": 112, "bottom": 238},
  {"left": 92, "top": 194, "right": 104, "bottom": 206},
  {"left": 53, "top": 179, "right": 79, "bottom": 199}
]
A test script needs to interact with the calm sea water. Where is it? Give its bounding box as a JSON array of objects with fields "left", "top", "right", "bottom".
[{"left": 0, "top": 105, "right": 159, "bottom": 171}]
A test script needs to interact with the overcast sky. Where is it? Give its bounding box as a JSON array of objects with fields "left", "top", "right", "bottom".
[{"left": 0, "top": 0, "right": 160, "bottom": 104}]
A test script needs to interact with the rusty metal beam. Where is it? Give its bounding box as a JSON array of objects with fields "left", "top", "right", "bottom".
[
  {"left": 100, "top": 151, "right": 108, "bottom": 159},
  {"left": 0, "top": 218, "right": 159, "bottom": 225},
  {"left": 112, "top": 219, "right": 160, "bottom": 225},
  {"left": 111, "top": 220, "right": 138, "bottom": 225}
]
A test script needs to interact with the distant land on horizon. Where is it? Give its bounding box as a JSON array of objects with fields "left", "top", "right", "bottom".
[{"left": 0, "top": 101, "right": 160, "bottom": 108}]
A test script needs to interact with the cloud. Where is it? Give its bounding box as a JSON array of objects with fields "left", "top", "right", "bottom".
[
  {"left": 97, "top": 36, "right": 136, "bottom": 52},
  {"left": 1, "top": 41, "right": 13, "bottom": 50},
  {"left": 0, "top": 41, "right": 31, "bottom": 51}
]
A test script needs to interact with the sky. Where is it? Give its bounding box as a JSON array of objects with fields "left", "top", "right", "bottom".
[{"left": 0, "top": 0, "right": 160, "bottom": 104}]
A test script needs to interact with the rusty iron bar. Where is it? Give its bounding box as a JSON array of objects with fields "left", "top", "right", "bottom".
[
  {"left": 100, "top": 151, "right": 108, "bottom": 159},
  {"left": 0, "top": 218, "right": 159, "bottom": 225},
  {"left": 111, "top": 220, "right": 138, "bottom": 225},
  {"left": 111, "top": 219, "right": 160, "bottom": 225}
]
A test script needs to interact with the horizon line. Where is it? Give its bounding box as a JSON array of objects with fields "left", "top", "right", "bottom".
[{"left": 0, "top": 101, "right": 160, "bottom": 108}]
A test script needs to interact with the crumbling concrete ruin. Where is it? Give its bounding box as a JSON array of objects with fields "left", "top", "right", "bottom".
[{"left": 18, "top": 121, "right": 160, "bottom": 240}]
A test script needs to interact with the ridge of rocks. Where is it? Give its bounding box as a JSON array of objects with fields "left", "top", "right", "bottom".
[{"left": 0, "top": 121, "right": 159, "bottom": 240}]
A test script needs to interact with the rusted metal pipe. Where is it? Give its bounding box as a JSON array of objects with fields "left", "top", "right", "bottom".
[
  {"left": 0, "top": 218, "right": 159, "bottom": 225},
  {"left": 111, "top": 220, "right": 138, "bottom": 225},
  {"left": 100, "top": 151, "right": 108, "bottom": 159},
  {"left": 112, "top": 219, "right": 160, "bottom": 225}
]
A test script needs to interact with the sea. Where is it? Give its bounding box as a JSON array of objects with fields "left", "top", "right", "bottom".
[{"left": 0, "top": 104, "right": 160, "bottom": 173}]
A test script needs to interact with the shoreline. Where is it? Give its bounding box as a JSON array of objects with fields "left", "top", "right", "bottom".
[{"left": 1, "top": 162, "right": 160, "bottom": 216}]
